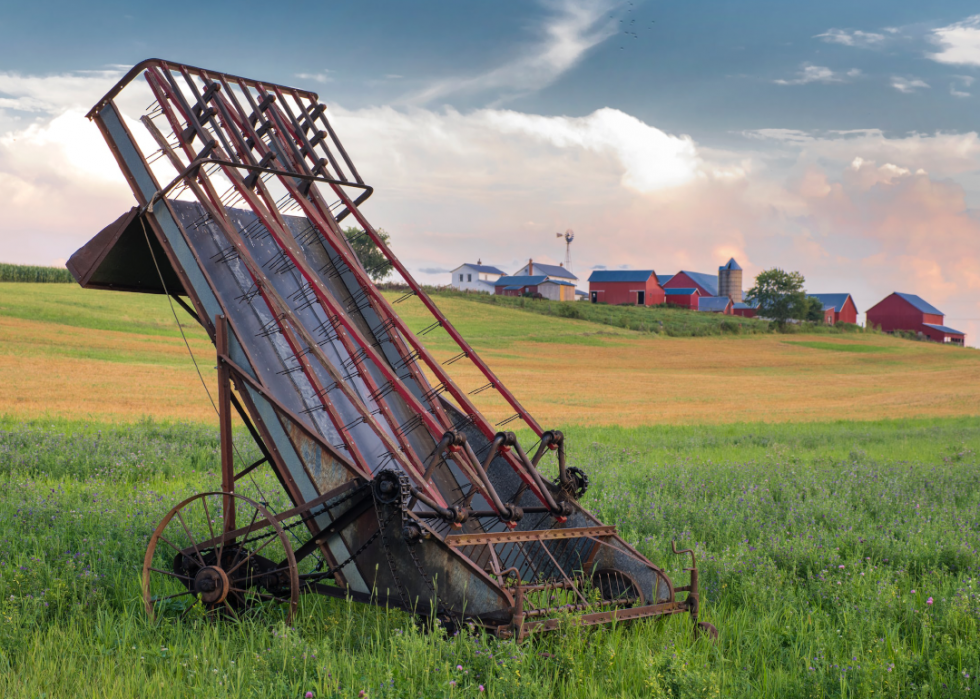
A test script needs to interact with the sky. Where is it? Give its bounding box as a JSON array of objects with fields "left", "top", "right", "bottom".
[{"left": 2, "top": 1, "right": 980, "bottom": 339}]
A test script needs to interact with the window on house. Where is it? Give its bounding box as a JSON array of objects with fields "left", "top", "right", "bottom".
[
  {"left": 459, "top": 274, "right": 463, "bottom": 282},
  {"left": 467, "top": 274, "right": 472, "bottom": 282}
]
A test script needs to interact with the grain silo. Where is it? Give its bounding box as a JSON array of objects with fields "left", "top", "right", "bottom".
[{"left": 718, "top": 258, "right": 743, "bottom": 302}]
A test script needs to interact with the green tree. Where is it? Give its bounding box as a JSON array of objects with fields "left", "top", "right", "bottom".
[
  {"left": 746, "top": 268, "right": 808, "bottom": 326},
  {"left": 805, "top": 296, "right": 826, "bottom": 323},
  {"left": 343, "top": 227, "right": 393, "bottom": 282}
]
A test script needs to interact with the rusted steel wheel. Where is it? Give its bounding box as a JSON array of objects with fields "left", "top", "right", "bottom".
[{"left": 142, "top": 491, "right": 299, "bottom": 624}]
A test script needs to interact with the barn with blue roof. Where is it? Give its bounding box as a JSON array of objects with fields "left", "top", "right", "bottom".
[
  {"left": 866, "top": 292, "right": 965, "bottom": 345},
  {"left": 808, "top": 293, "right": 858, "bottom": 325},
  {"left": 587, "top": 269, "right": 665, "bottom": 306},
  {"left": 663, "top": 271, "right": 719, "bottom": 298}
]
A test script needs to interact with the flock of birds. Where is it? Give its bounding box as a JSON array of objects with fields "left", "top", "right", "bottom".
[{"left": 615, "top": 3, "right": 655, "bottom": 50}]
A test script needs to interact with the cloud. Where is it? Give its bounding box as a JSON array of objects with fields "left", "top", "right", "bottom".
[
  {"left": 773, "top": 64, "right": 856, "bottom": 86},
  {"left": 951, "top": 86, "right": 971, "bottom": 98},
  {"left": 891, "top": 76, "right": 930, "bottom": 93},
  {"left": 815, "top": 28, "right": 887, "bottom": 48},
  {"left": 929, "top": 14, "right": 980, "bottom": 66},
  {"left": 295, "top": 70, "right": 333, "bottom": 84},
  {"left": 4, "top": 65, "right": 980, "bottom": 344},
  {"left": 743, "top": 128, "right": 980, "bottom": 177},
  {"left": 408, "top": 0, "right": 617, "bottom": 104},
  {"left": 0, "top": 69, "right": 123, "bottom": 114}
]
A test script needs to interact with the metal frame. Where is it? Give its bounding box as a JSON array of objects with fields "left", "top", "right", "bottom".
[{"left": 69, "top": 58, "right": 715, "bottom": 640}]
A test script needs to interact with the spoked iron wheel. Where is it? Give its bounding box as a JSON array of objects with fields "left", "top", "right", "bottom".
[{"left": 142, "top": 491, "right": 299, "bottom": 623}]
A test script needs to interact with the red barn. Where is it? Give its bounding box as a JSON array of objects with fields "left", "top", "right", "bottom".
[
  {"left": 663, "top": 271, "right": 718, "bottom": 298},
  {"left": 698, "top": 296, "right": 733, "bottom": 314},
  {"left": 866, "top": 292, "right": 965, "bottom": 345},
  {"left": 808, "top": 293, "right": 858, "bottom": 325},
  {"left": 732, "top": 302, "right": 758, "bottom": 318},
  {"left": 588, "top": 270, "right": 665, "bottom": 306},
  {"left": 664, "top": 287, "right": 700, "bottom": 310}
]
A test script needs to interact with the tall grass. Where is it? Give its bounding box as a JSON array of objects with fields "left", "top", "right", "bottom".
[
  {"left": 0, "top": 262, "right": 73, "bottom": 283},
  {"left": 0, "top": 416, "right": 978, "bottom": 697}
]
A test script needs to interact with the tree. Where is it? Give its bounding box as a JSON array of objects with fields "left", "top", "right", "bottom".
[
  {"left": 746, "top": 268, "right": 808, "bottom": 326},
  {"left": 343, "top": 227, "right": 393, "bottom": 282},
  {"left": 805, "top": 296, "right": 826, "bottom": 323}
]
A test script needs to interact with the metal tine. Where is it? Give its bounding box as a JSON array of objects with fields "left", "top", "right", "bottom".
[
  {"left": 451, "top": 413, "right": 475, "bottom": 431},
  {"left": 256, "top": 313, "right": 287, "bottom": 338},
  {"left": 395, "top": 414, "right": 425, "bottom": 437},
  {"left": 418, "top": 320, "right": 442, "bottom": 336},
  {"left": 340, "top": 347, "right": 368, "bottom": 372},
  {"left": 295, "top": 223, "right": 320, "bottom": 246},
  {"left": 497, "top": 413, "right": 522, "bottom": 427},
  {"left": 191, "top": 212, "right": 213, "bottom": 230},
  {"left": 369, "top": 380, "right": 396, "bottom": 403},
  {"left": 443, "top": 351, "right": 468, "bottom": 366},
  {"left": 346, "top": 287, "right": 371, "bottom": 313},
  {"left": 421, "top": 384, "right": 448, "bottom": 404},
  {"left": 375, "top": 451, "right": 399, "bottom": 470},
  {"left": 392, "top": 290, "right": 416, "bottom": 305},
  {"left": 468, "top": 382, "right": 494, "bottom": 396},
  {"left": 341, "top": 416, "right": 366, "bottom": 432},
  {"left": 314, "top": 381, "right": 339, "bottom": 399},
  {"left": 210, "top": 246, "right": 239, "bottom": 265},
  {"left": 294, "top": 289, "right": 319, "bottom": 312},
  {"left": 235, "top": 283, "right": 261, "bottom": 305},
  {"left": 393, "top": 348, "right": 422, "bottom": 370},
  {"left": 276, "top": 362, "right": 305, "bottom": 376}
]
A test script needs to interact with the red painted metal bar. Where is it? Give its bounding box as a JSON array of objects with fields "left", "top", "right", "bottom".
[
  {"left": 247, "top": 87, "right": 550, "bottom": 501},
  {"left": 140, "top": 88, "right": 447, "bottom": 500}
]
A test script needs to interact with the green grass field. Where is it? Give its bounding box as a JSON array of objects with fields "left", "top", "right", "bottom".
[
  {"left": 1, "top": 416, "right": 978, "bottom": 697},
  {"left": 1, "top": 281, "right": 979, "bottom": 696}
]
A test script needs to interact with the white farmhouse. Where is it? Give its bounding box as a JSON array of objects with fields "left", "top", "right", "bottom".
[{"left": 450, "top": 262, "right": 506, "bottom": 293}]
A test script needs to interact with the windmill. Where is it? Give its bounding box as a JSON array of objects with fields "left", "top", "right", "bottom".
[{"left": 556, "top": 229, "right": 574, "bottom": 272}]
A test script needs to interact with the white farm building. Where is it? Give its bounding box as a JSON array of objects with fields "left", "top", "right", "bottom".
[{"left": 450, "top": 263, "right": 506, "bottom": 294}]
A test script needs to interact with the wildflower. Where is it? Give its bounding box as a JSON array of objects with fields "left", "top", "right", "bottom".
[
  {"left": 457, "top": 665, "right": 463, "bottom": 671},
  {"left": 838, "top": 565, "right": 845, "bottom": 569},
  {"left": 927, "top": 597, "right": 934, "bottom": 605},
  {"left": 479, "top": 685, "right": 485, "bottom": 692},
  {"left": 911, "top": 589, "right": 916, "bottom": 594},
  {"left": 306, "top": 693, "right": 314, "bottom": 698},
  {"left": 449, "top": 680, "right": 456, "bottom": 687}
]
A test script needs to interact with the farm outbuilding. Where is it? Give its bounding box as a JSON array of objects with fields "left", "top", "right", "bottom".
[
  {"left": 664, "top": 287, "right": 700, "bottom": 310},
  {"left": 450, "top": 263, "right": 505, "bottom": 293},
  {"left": 587, "top": 270, "right": 665, "bottom": 306},
  {"left": 865, "top": 292, "right": 965, "bottom": 345},
  {"left": 808, "top": 293, "right": 858, "bottom": 325},
  {"left": 664, "top": 271, "right": 719, "bottom": 298},
  {"left": 698, "top": 296, "right": 734, "bottom": 314},
  {"left": 717, "top": 258, "right": 743, "bottom": 303},
  {"left": 732, "top": 301, "right": 758, "bottom": 318},
  {"left": 493, "top": 275, "right": 576, "bottom": 301},
  {"left": 512, "top": 259, "right": 577, "bottom": 283}
]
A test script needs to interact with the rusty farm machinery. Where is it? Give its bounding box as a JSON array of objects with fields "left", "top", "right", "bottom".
[{"left": 67, "top": 59, "right": 716, "bottom": 641}]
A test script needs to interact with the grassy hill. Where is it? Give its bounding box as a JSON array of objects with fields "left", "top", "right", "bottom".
[{"left": 1, "top": 282, "right": 978, "bottom": 425}]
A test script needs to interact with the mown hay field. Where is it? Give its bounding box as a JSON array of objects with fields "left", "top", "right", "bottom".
[{"left": 1, "top": 283, "right": 978, "bottom": 425}]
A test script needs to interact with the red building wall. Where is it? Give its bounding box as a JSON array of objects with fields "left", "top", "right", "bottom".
[
  {"left": 497, "top": 284, "right": 539, "bottom": 297},
  {"left": 866, "top": 294, "right": 942, "bottom": 333},
  {"left": 732, "top": 307, "right": 757, "bottom": 318},
  {"left": 665, "top": 292, "right": 699, "bottom": 310},
  {"left": 589, "top": 277, "right": 665, "bottom": 306},
  {"left": 835, "top": 297, "right": 858, "bottom": 324},
  {"left": 663, "top": 272, "right": 714, "bottom": 298}
]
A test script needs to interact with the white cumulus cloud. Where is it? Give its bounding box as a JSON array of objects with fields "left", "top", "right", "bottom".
[
  {"left": 929, "top": 14, "right": 980, "bottom": 66},
  {"left": 815, "top": 28, "right": 887, "bottom": 48}
]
